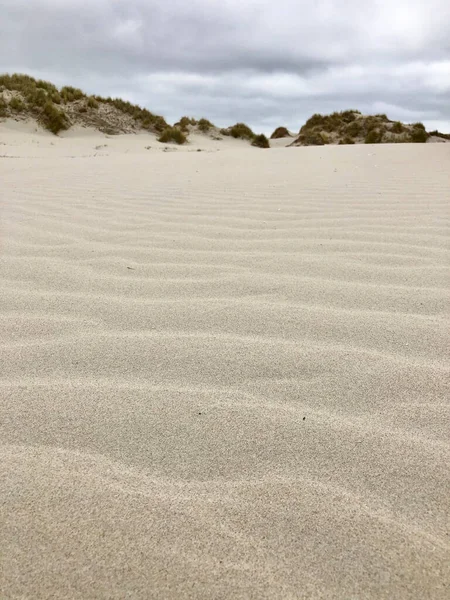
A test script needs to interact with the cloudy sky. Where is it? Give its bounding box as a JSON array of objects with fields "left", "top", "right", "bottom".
[{"left": 1, "top": 0, "right": 449, "bottom": 134}]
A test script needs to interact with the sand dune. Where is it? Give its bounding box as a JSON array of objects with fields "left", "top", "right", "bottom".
[{"left": 1, "top": 126, "right": 449, "bottom": 599}]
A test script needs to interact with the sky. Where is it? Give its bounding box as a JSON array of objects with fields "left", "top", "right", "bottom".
[{"left": 1, "top": 0, "right": 449, "bottom": 134}]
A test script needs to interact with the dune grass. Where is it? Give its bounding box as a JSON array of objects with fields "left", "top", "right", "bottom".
[
  {"left": 251, "top": 134, "right": 270, "bottom": 148},
  {"left": 158, "top": 127, "right": 187, "bottom": 144}
]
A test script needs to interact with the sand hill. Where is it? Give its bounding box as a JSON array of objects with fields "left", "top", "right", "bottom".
[
  {"left": 0, "top": 74, "right": 270, "bottom": 147},
  {"left": 3, "top": 74, "right": 449, "bottom": 149},
  {"left": 287, "top": 110, "right": 450, "bottom": 146}
]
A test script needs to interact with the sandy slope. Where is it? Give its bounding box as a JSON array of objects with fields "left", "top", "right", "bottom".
[{"left": 0, "top": 123, "right": 449, "bottom": 599}]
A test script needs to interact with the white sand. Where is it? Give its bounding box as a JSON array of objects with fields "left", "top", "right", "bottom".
[{"left": 1, "top": 121, "right": 449, "bottom": 599}]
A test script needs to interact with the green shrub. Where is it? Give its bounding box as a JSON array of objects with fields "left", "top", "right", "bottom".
[
  {"left": 339, "top": 136, "right": 355, "bottom": 145},
  {"left": 198, "top": 118, "right": 214, "bottom": 132},
  {"left": 365, "top": 129, "right": 382, "bottom": 144},
  {"left": 228, "top": 122, "right": 255, "bottom": 139},
  {"left": 0, "top": 96, "right": 6, "bottom": 117},
  {"left": 410, "top": 127, "right": 428, "bottom": 143},
  {"left": 251, "top": 134, "right": 270, "bottom": 148},
  {"left": 220, "top": 128, "right": 230, "bottom": 136},
  {"left": 270, "top": 126, "right": 290, "bottom": 139},
  {"left": 41, "top": 101, "right": 69, "bottom": 134},
  {"left": 391, "top": 121, "right": 404, "bottom": 134},
  {"left": 158, "top": 127, "right": 187, "bottom": 144},
  {"left": 87, "top": 96, "right": 98, "bottom": 109},
  {"left": 9, "top": 96, "right": 25, "bottom": 111},
  {"left": 375, "top": 113, "right": 389, "bottom": 121},
  {"left": 412, "top": 122, "right": 426, "bottom": 131},
  {"left": 51, "top": 92, "right": 62, "bottom": 104}
]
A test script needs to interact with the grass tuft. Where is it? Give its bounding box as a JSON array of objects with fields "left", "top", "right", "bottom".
[
  {"left": 197, "top": 118, "right": 214, "bottom": 132},
  {"left": 270, "top": 126, "right": 290, "bottom": 139},
  {"left": 41, "top": 101, "right": 69, "bottom": 134},
  {"left": 158, "top": 127, "right": 187, "bottom": 144},
  {"left": 9, "top": 96, "right": 25, "bottom": 112},
  {"left": 251, "top": 134, "right": 270, "bottom": 148}
]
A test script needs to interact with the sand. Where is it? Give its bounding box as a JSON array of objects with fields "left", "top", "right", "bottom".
[{"left": 1, "top": 120, "right": 449, "bottom": 599}]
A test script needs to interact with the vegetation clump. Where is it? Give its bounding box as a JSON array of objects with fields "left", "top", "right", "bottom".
[
  {"left": 391, "top": 121, "right": 404, "bottom": 134},
  {"left": 221, "top": 122, "right": 255, "bottom": 140},
  {"left": 9, "top": 96, "right": 25, "bottom": 112},
  {"left": 270, "top": 126, "right": 290, "bottom": 139},
  {"left": 197, "top": 118, "right": 214, "bottom": 132},
  {"left": 410, "top": 124, "right": 428, "bottom": 143},
  {"left": 158, "top": 127, "right": 187, "bottom": 144},
  {"left": 175, "top": 116, "right": 197, "bottom": 131},
  {"left": 365, "top": 129, "right": 383, "bottom": 144},
  {"left": 61, "top": 86, "right": 85, "bottom": 103},
  {"left": 41, "top": 101, "right": 69, "bottom": 134},
  {"left": 251, "top": 134, "right": 270, "bottom": 148},
  {"left": 87, "top": 96, "right": 98, "bottom": 109}
]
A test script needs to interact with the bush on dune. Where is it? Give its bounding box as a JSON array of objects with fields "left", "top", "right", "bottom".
[
  {"left": 175, "top": 116, "right": 197, "bottom": 131},
  {"left": 41, "top": 101, "right": 69, "bottom": 134},
  {"left": 365, "top": 129, "right": 383, "bottom": 144},
  {"left": 87, "top": 96, "right": 99, "bottom": 109},
  {"left": 410, "top": 125, "right": 428, "bottom": 143},
  {"left": 391, "top": 121, "right": 404, "bottom": 133},
  {"left": 228, "top": 122, "right": 255, "bottom": 139},
  {"left": 61, "top": 86, "right": 85, "bottom": 103},
  {"left": 251, "top": 134, "right": 270, "bottom": 148},
  {"left": 270, "top": 126, "right": 290, "bottom": 139},
  {"left": 158, "top": 127, "right": 187, "bottom": 144},
  {"left": 9, "top": 96, "right": 25, "bottom": 111},
  {"left": 197, "top": 118, "right": 214, "bottom": 132}
]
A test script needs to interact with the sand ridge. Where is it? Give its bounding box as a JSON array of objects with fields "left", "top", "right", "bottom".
[{"left": 0, "top": 129, "right": 449, "bottom": 598}]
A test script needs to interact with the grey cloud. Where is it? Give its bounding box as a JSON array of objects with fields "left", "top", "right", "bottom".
[{"left": 1, "top": 0, "right": 449, "bottom": 133}]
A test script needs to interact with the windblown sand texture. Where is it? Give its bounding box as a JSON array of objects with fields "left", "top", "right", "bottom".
[{"left": 1, "top": 124, "right": 449, "bottom": 599}]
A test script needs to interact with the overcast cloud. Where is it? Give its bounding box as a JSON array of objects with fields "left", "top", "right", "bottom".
[{"left": 1, "top": 0, "right": 449, "bottom": 133}]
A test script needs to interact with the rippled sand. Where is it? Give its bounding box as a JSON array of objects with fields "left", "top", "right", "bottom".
[{"left": 1, "top": 130, "right": 449, "bottom": 599}]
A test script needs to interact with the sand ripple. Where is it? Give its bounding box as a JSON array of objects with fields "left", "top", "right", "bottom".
[{"left": 1, "top": 143, "right": 449, "bottom": 598}]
